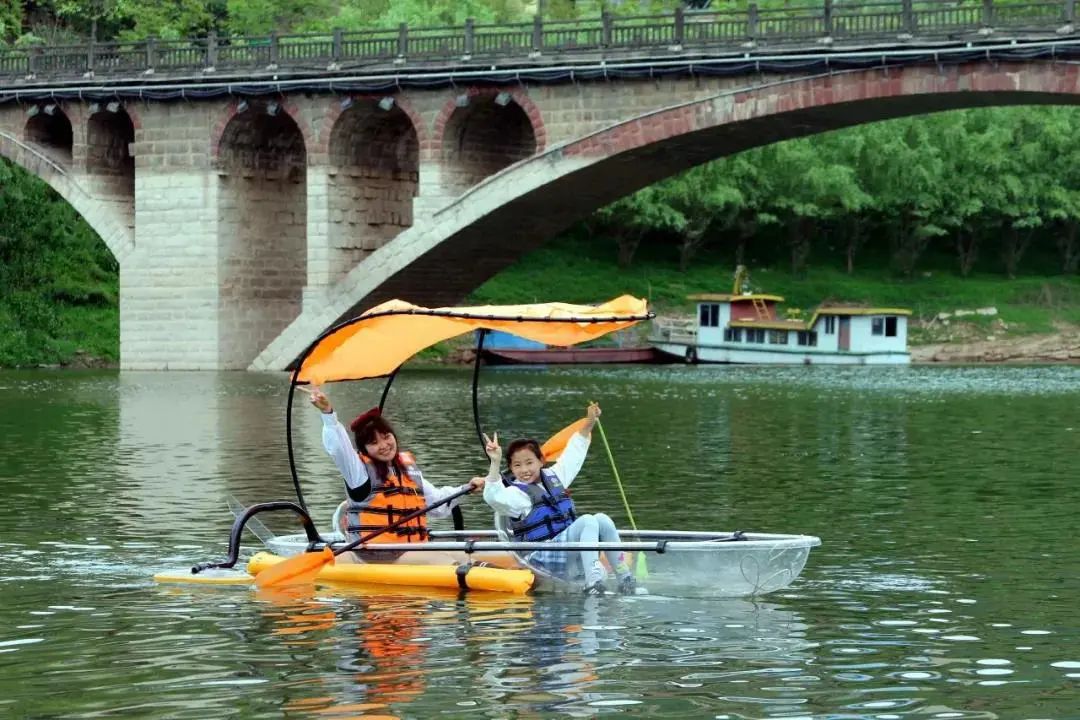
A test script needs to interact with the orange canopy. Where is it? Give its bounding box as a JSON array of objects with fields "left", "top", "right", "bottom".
[
  {"left": 297, "top": 296, "right": 651, "bottom": 385},
  {"left": 540, "top": 417, "right": 591, "bottom": 462}
]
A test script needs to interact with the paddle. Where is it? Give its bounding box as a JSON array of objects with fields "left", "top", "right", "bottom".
[
  {"left": 254, "top": 485, "right": 475, "bottom": 588},
  {"left": 594, "top": 417, "right": 649, "bottom": 580}
]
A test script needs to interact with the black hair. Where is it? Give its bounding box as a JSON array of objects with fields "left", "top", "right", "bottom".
[
  {"left": 506, "top": 438, "right": 543, "bottom": 464},
  {"left": 354, "top": 415, "right": 398, "bottom": 450}
]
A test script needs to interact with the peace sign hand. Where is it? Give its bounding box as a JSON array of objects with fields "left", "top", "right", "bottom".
[
  {"left": 483, "top": 432, "right": 502, "bottom": 462},
  {"left": 297, "top": 384, "right": 332, "bottom": 413}
]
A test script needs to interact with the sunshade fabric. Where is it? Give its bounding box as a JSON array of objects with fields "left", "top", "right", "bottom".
[
  {"left": 540, "top": 418, "right": 591, "bottom": 462},
  {"left": 298, "top": 295, "right": 650, "bottom": 384}
]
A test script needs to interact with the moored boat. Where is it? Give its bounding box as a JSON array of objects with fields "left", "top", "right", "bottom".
[{"left": 650, "top": 266, "right": 912, "bottom": 365}]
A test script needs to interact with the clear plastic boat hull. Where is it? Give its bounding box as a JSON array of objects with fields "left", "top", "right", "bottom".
[{"left": 265, "top": 530, "right": 820, "bottom": 598}]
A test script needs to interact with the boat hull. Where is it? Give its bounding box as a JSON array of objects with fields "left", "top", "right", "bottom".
[
  {"left": 264, "top": 530, "right": 821, "bottom": 598},
  {"left": 652, "top": 341, "right": 911, "bottom": 365},
  {"left": 247, "top": 552, "right": 535, "bottom": 594},
  {"left": 481, "top": 346, "right": 666, "bottom": 365}
]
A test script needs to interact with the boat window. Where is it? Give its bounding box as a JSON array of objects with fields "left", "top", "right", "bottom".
[
  {"left": 768, "top": 330, "right": 788, "bottom": 345},
  {"left": 872, "top": 317, "right": 884, "bottom": 336},
  {"left": 746, "top": 328, "right": 765, "bottom": 343},
  {"left": 823, "top": 316, "right": 836, "bottom": 334},
  {"left": 797, "top": 331, "right": 818, "bottom": 347},
  {"left": 724, "top": 327, "right": 742, "bottom": 342},
  {"left": 699, "top": 304, "right": 721, "bottom": 327},
  {"left": 885, "top": 316, "right": 898, "bottom": 337}
]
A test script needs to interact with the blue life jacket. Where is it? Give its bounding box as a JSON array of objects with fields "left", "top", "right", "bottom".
[{"left": 506, "top": 469, "right": 577, "bottom": 542}]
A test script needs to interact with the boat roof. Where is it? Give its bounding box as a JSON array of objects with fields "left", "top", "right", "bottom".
[
  {"left": 688, "top": 293, "right": 785, "bottom": 303},
  {"left": 297, "top": 296, "right": 652, "bottom": 384},
  {"left": 817, "top": 306, "right": 913, "bottom": 316}
]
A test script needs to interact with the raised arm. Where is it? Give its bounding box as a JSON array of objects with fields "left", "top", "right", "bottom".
[
  {"left": 551, "top": 402, "right": 601, "bottom": 488},
  {"left": 302, "top": 385, "right": 370, "bottom": 500}
]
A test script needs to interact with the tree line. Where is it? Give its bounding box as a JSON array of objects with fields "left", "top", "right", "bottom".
[
  {"left": 3, "top": 1, "right": 681, "bottom": 45},
  {"left": 590, "top": 106, "right": 1080, "bottom": 278}
]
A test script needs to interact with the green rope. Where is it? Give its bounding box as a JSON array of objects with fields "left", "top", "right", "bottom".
[{"left": 595, "top": 418, "right": 649, "bottom": 580}]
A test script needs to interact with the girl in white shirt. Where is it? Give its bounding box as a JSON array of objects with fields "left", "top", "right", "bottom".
[{"left": 481, "top": 403, "right": 639, "bottom": 595}]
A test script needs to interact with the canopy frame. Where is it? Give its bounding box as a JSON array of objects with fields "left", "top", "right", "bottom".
[{"left": 283, "top": 303, "right": 653, "bottom": 518}]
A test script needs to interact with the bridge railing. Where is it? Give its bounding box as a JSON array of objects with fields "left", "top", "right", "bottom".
[{"left": 1, "top": 0, "right": 1077, "bottom": 83}]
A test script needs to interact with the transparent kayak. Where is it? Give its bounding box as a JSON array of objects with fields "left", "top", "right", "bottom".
[{"left": 265, "top": 529, "right": 821, "bottom": 598}]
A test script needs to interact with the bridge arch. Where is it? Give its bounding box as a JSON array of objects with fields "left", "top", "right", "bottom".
[
  {"left": 25, "top": 104, "right": 73, "bottom": 166},
  {"left": 252, "top": 61, "right": 1080, "bottom": 370},
  {"left": 434, "top": 88, "right": 545, "bottom": 197},
  {"left": 85, "top": 104, "right": 136, "bottom": 194},
  {"left": 215, "top": 100, "right": 309, "bottom": 369},
  {"left": 323, "top": 96, "right": 422, "bottom": 281},
  {"left": 0, "top": 130, "right": 134, "bottom": 262}
]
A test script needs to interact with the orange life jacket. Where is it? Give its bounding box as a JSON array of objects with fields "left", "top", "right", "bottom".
[{"left": 340, "top": 451, "right": 428, "bottom": 543}]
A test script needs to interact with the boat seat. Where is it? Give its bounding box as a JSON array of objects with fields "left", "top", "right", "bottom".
[
  {"left": 330, "top": 500, "right": 348, "bottom": 535},
  {"left": 494, "top": 512, "right": 583, "bottom": 584},
  {"left": 494, "top": 513, "right": 513, "bottom": 543}
]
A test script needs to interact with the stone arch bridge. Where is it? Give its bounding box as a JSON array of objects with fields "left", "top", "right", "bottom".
[{"left": 1, "top": 3, "right": 1078, "bottom": 369}]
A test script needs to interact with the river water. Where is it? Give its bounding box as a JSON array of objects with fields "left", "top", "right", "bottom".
[{"left": 0, "top": 365, "right": 1077, "bottom": 719}]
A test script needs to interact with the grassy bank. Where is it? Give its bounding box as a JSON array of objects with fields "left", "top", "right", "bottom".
[
  {"left": 0, "top": 160, "right": 118, "bottom": 369},
  {"left": 0, "top": 295, "right": 118, "bottom": 369}
]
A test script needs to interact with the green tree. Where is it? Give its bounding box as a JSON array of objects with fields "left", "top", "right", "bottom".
[
  {"left": 591, "top": 187, "right": 683, "bottom": 267},
  {"left": 756, "top": 137, "right": 870, "bottom": 276},
  {"left": 375, "top": 0, "right": 529, "bottom": 26},
  {"left": 659, "top": 161, "right": 744, "bottom": 271},
  {"left": 226, "top": 0, "right": 335, "bottom": 35},
  {"left": 932, "top": 110, "right": 1005, "bottom": 277},
  {"left": 0, "top": 0, "right": 22, "bottom": 42}
]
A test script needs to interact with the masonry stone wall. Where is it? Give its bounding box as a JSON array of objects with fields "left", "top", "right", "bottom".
[{"left": 123, "top": 100, "right": 219, "bottom": 369}]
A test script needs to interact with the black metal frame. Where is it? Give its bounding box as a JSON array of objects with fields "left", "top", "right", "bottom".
[
  {"left": 282, "top": 306, "right": 653, "bottom": 514},
  {"left": 192, "top": 501, "right": 322, "bottom": 574}
]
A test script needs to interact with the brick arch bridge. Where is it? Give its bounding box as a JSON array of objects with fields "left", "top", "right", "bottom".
[
  {"left": 0, "top": 127, "right": 135, "bottom": 262},
  {"left": 1, "top": 24, "right": 1079, "bottom": 368},
  {"left": 252, "top": 61, "right": 1080, "bottom": 370}
]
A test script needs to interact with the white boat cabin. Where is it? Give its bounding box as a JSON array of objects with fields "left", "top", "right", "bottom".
[{"left": 652, "top": 292, "right": 912, "bottom": 365}]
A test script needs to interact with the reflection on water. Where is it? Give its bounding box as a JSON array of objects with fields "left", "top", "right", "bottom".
[{"left": 1, "top": 365, "right": 1079, "bottom": 717}]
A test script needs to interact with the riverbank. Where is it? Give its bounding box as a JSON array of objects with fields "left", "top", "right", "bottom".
[
  {"left": 911, "top": 322, "right": 1080, "bottom": 363},
  {"left": 5, "top": 232, "right": 1080, "bottom": 369}
]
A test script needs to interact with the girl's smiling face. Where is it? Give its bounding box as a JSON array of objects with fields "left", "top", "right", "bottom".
[
  {"left": 363, "top": 430, "right": 398, "bottom": 462},
  {"left": 509, "top": 447, "right": 544, "bottom": 483}
]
